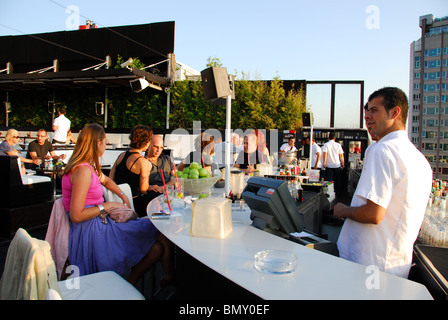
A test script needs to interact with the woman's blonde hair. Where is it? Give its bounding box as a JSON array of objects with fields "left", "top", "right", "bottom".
[
  {"left": 64, "top": 123, "right": 105, "bottom": 176},
  {"left": 5, "top": 129, "right": 19, "bottom": 142}
]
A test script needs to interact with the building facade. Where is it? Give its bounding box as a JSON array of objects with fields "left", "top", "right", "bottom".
[{"left": 409, "top": 14, "right": 448, "bottom": 179}]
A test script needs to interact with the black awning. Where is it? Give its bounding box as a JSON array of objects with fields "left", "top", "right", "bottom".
[{"left": 0, "top": 67, "right": 169, "bottom": 91}]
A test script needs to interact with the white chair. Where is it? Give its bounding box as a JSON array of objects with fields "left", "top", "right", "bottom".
[
  {"left": 17, "top": 157, "right": 51, "bottom": 185},
  {"left": 0, "top": 228, "right": 145, "bottom": 300},
  {"left": 104, "top": 183, "right": 135, "bottom": 211}
]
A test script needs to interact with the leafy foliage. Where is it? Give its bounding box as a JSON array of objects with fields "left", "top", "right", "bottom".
[{"left": 170, "top": 74, "right": 307, "bottom": 130}]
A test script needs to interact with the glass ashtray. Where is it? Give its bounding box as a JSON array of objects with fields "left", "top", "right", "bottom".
[{"left": 254, "top": 250, "right": 297, "bottom": 274}]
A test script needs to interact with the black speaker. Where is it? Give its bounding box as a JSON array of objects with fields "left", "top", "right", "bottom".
[
  {"left": 209, "top": 74, "right": 235, "bottom": 105},
  {"left": 302, "top": 112, "right": 313, "bottom": 126},
  {"left": 201, "top": 67, "right": 232, "bottom": 101}
]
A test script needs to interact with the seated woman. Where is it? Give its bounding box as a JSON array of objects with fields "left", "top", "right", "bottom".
[
  {"left": 109, "top": 125, "right": 153, "bottom": 217},
  {"left": 177, "top": 132, "right": 215, "bottom": 173},
  {"left": 61, "top": 123, "right": 173, "bottom": 286},
  {"left": 0, "top": 129, "right": 41, "bottom": 173}
]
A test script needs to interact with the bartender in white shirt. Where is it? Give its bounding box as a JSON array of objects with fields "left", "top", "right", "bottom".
[
  {"left": 279, "top": 137, "right": 297, "bottom": 152},
  {"left": 333, "top": 87, "right": 432, "bottom": 279}
]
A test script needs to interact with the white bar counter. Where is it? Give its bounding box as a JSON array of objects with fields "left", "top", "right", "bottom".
[{"left": 147, "top": 195, "right": 433, "bottom": 300}]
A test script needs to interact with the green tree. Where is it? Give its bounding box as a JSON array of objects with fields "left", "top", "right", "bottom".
[
  {"left": 206, "top": 57, "right": 223, "bottom": 67},
  {"left": 169, "top": 72, "right": 307, "bottom": 130}
]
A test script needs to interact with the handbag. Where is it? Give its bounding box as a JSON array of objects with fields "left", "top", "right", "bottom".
[{"left": 107, "top": 207, "right": 138, "bottom": 223}]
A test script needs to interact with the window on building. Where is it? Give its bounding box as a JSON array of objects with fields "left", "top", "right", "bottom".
[
  {"left": 425, "top": 72, "right": 441, "bottom": 80},
  {"left": 424, "top": 60, "right": 441, "bottom": 69},
  {"left": 424, "top": 107, "right": 439, "bottom": 114},
  {"left": 415, "top": 56, "right": 421, "bottom": 68},
  {"left": 425, "top": 48, "right": 442, "bottom": 57},
  {"left": 424, "top": 96, "right": 440, "bottom": 103},
  {"left": 424, "top": 119, "right": 439, "bottom": 127},
  {"left": 424, "top": 84, "right": 440, "bottom": 92}
]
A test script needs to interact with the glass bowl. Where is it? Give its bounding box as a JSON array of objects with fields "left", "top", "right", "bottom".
[{"left": 254, "top": 250, "right": 297, "bottom": 274}]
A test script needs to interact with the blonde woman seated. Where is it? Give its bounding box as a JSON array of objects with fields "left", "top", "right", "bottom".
[
  {"left": 61, "top": 123, "right": 173, "bottom": 286},
  {"left": 0, "top": 129, "right": 41, "bottom": 173}
]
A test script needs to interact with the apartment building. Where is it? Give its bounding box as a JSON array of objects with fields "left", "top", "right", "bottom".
[{"left": 409, "top": 14, "right": 448, "bottom": 179}]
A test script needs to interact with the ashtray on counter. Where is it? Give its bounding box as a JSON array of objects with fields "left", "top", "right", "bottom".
[{"left": 254, "top": 250, "right": 297, "bottom": 274}]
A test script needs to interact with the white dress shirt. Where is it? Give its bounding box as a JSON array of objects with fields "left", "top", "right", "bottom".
[
  {"left": 311, "top": 142, "right": 322, "bottom": 168},
  {"left": 280, "top": 143, "right": 297, "bottom": 152},
  {"left": 322, "top": 140, "right": 343, "bottom": 168},
  {"left": 52, "top": 115, "right": 71, "bottom": 142},
  {"left": 337, "top": 130, "right": 432, "bottom": 278}
]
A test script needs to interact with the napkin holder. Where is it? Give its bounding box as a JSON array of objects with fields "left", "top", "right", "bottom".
[{"left": 191, "top": 197, "right": 232, "bottom": 239}]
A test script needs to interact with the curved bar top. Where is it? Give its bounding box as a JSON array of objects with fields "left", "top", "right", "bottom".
[{"left": 147, "top": 194, "right": 432, "bottom": 300}]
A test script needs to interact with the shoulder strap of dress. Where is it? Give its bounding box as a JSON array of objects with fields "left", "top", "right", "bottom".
[{"left": 128, "top": 156, "right": 143, "bottom": 171}]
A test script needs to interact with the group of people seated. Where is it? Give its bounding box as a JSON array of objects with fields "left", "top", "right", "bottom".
[
  {"left": 0, "top": 128, "right": 69, "bottom": 173},
  {"left": 1, "top": 123, "right": 278, "bottom": 289}
]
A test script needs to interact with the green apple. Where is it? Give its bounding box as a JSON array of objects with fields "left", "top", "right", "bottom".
[
  {"left": 183, "top": 167, "right": 190, "bottom": 175},
  {"left": 190, "top": 162, "right": 200, "bottom": 170},
  {"left": 176, "top": 170, "right": 183, "bottom": 178},
  {"left": 199, "top": 168, "right": 209, "bottom": 178},
  {"left": 181, "top": 173, "right": 189, "bottom": 179},
  {"left": 189, "top": 172, "right": 199, "bottom": 179}
]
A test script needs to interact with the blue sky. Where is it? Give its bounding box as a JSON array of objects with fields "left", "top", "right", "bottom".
[{"left": 1, "top": 0, "right": 447, "bottom": 127}]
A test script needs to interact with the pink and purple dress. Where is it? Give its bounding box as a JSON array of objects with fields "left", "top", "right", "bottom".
[{"left": 62, "top": 163, "right": 160, "bottom": 276}]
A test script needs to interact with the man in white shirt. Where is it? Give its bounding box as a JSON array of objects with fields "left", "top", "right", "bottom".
[
  {"left": 322, "top": 132, "right": 344, "bottom": 177},
  {"left": 52, "top": 107, "right": 72, "bottom": 144},
  {"left": 321, "top": 132, "right": 344, "bottom": 199},
  {"left": 310, "top": 138, "right": 322, "bottom": 170},
  {"left": 279, "top": 137, "right": 297, "bottom": 152},
  {"left": 334, "top": 87, "right": 432, "bottom": 278}
]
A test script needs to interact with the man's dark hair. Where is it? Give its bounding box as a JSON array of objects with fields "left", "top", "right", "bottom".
[
  {"left": 59, "top": 107, "right": 66, "bottom": 114},
  {"left": 368, "top": 87, "right": 408, "bottom": 124},
  {"left": 329, "top": 132, "right": 336, "bottom": 140}
]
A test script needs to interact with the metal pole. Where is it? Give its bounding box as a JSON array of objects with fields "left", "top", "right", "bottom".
[
  {"left": 225, "top": 94, "right": 232, "bottom": 197},
  {"left": 104, "top": 88, "right": 108, "bottom": 128},
  {"left": 5, "top": 92, "right": 9, "bottom": 127},
  {"left": 166, "top": 88, "right": 171, "bottom": 130},
  {"left": 308, "top": 125, "right": 313, "bottom": 171}
]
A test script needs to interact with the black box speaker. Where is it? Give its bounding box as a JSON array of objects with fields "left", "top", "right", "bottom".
[
  {"left": 209, "top": 74, "right": 235, "bottom": 105},
  {"left": 302, "top": 112, "right": 313, "bottom": 126},
  {"left": 201, "top": 67, "right": 232, "bottom": 101}
]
